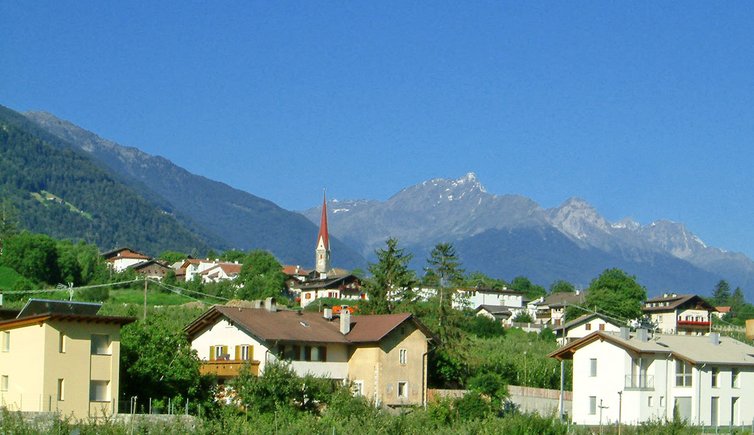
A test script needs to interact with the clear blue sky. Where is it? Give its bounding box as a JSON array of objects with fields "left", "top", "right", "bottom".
[{"left": 3, "top": 2, "right": 754, "bottom": 257}]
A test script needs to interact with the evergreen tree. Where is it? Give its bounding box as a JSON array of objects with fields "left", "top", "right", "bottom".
[
  {"left": 711, "top": 279, "right": 731, "bottom": 306},
  {"left": 730, "top": 287, "right": 746, "bottom": 317},
  {"left": 363, "top": 238, "right": 417, "bottom": 314}
]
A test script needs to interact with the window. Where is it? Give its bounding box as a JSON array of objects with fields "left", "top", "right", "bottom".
[
  {"left": 89, "top": 380, "right": 109, "bottom": 402},
  {"left": 599, "top": 323, "right": 605, "bottom": 331},
  {"left": 238, "top": 345, "right": 252, "bottom": 361},
  {"left": 647, "top": 396, "right": 653, "bottom": 407},
  {"left": 91, "top": 335, "right": 111, "bottom": 355},
  {"left": 589, "top": 396, "right": 597, "bottom": 415},
  {"left": 711, "top": 368, "right": 718, "bottom": 388},
  {"left": 0, "top": 375, "right": 7, "bottom": 392},
  {"left": 352, "top": 380, "right": 364, "bottom": 397},
  {"left": 660, "top": 396, "right": 665, "bottom": 407},
  {"left": 57, "top": 379, "right": 65, "bottom": 401},
  {"left": 397, "top": 381, "right": 408, "bottom": 399},
  {"left": 399, "top": 349, "right": 407, "bottom": 365},
  {"left": 589, "top": 358, "right": 597, "bottom": 377},
  {"left": 59, "top": 332, "right": 66, "bottom": 353},
  {"left": 675, "top": 360, "right": 692, "bottom": 387},
  {"left": 1, "top": 331, "right": 9, "bottom": 352},
  {"left": 731, "top": 397, "right": 739, "bottom": 426},
  {"left": 711, "top": 397, "right": 719, "bottom": 426},
  {"left": 585, "top": 323, "right": 592, "bottom": 331},
  {"left": 732, "top": 368, "right": 740, "bottom": 388}
]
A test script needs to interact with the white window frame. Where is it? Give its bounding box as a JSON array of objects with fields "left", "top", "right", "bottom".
[
  {"left": 399, "top": 348, "right": 408, "bottom": 365},
  {"left": 240, "top": 344, "right": 251, "bottom": 361},
  {"left": 589, "top": 396, "right": 597, "bottom": 415},
  {"left": 397, "top": 381, "right": 408, "bottom": 399}
]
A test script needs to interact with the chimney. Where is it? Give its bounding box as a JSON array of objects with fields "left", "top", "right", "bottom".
[
  {"left": 265, "top": 297, "right": 277, "bottom": 312},
  {"left": 710, "top": 332, "right": 720, "bottom": 346},
  {"left": 324, "top": 307, "right": 333, "bottom": 320},
  {"left": 637, "top": 328, "right": 648, "bottom": 342},
  {"left": 253, "top": 300, "right": 263, "bottom": 309},
  {"left": 340, "top": 309, "right": 351, "bottom": 335},
  {"left": 619, "top": 326, "right": 630, "bottom": 340}
]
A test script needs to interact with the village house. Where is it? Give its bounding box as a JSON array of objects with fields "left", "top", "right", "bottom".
[
  {"left": 0, "top": 299, "right": 134, "bottom": 420},
  {"left": 642, "top": 294, "right": 716, "bottom": 335},
  {"left": 129, "top": 259, "right": 171, "bottom": 281},
  {"left": 184, "top": 299, "right": 434, "bottom": 407},
  {"left": 453, "top": 287, "right": 527, "bottom": 319},
  {"left": 102, "top": 248, "right": 150, "bottom": 272},
  {"left": 532, "top": 291, "right": 586, "bottom": 327},
  {"left": 555, "top": 312, "right": 623, "bottom": 345},
  {"left": 550, "top": 329, "right": 754, "bottom": 427},
  {"left": 475, "top": 305, "right": 513, "bottom": 325},
  {"left": 200, "top": 263, "right": 242, "bottom": 284}
]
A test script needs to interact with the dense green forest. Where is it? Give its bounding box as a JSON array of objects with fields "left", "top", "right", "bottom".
[{"left": 0, "top": 106, "right": 213, "bottom": 256}]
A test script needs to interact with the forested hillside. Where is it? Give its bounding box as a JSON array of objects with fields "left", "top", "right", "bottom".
[{"left": 0, "top": 106, "right": 212, "bottom": 255}]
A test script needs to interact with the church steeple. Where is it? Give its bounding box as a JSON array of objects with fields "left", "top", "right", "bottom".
[{"left": 315, "top": 192, "right": 331, "bottom": 276}]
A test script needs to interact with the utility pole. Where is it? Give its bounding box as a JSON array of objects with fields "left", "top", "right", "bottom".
[
  {"left": 617, "top": 391, "right": 623, "bottom": 435},
  {"left": 598, "top": 399, "right": 609, "bottom": 435},
  {"left": 143, "top": 277, "right": 148, "bottom": 320}
]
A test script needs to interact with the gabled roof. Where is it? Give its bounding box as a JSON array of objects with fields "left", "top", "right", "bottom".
[
  {"left": 184, "top": 305, "right": 434, "bottom": 345},
  {"left": 537, "top": 291, "right": 586, "bottom": 309},
  {"left": 643, "top": 294, "right": 716, "bottom": 313},
  {"left": 130, "top": 259, "right": 170, "bottom": 270},
  {"left": 297, "top": 274, "right": 361, "bottom": 291},
  {"left": 549, "top": 330, "right": 754, "bottom": 366},
  {"left": 557, "top": 312, "right": 624, "bottom": 332},
  {"left": 103, "top": 248, "right": 150, "bottom": 261},
  {"left": 475, "top": 305, "right": 513, "bottom": 316},
  {"left": 200, "top": 263, "right": 242, "bottom": 276},
  {"left": 459, "top": 287, "right": 524, "bottom": 296},
  {"left": 282, "top": 265, "right": 311, "bottom": 276},
  {"left": 0, "top": 312, "right": 135, "bottom": 331}
]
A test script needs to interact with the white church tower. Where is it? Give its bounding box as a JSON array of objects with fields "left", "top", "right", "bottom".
[{"left": 315, "top": 193, "right": 331, "bottom": 277}]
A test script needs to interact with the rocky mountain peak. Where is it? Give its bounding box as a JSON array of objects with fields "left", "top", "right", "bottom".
[
  {"left": 641, "top": 220, "right": 707, "bottom": 259},
  {"left": 547, "top": 197, "right": 611, "bottom": 240}
]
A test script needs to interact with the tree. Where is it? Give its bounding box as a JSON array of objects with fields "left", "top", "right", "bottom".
[
  {"left": 711, "top": 280, "right": 731, "bottom": 306},
  {"left": 0, "top": 197, "right": 19, "bottom": 255},
  {"left": 363, "top": 238, "right": 417, "bottom": 314},
  {"left": 465, "top": 271, "right": 508, "bottom": 290},
  {"left": 512, "top": 311, "right": 533, "bottom": 323},
  {"left": 583, "top": 268, "right": 647, "bottom": 321},
  {"left": 220, "top": 249, "right": 246, "bottom": 263},
  {"left": 730, "top": 287, "right": 746, "bottom": 317},
  {"left": 549, "top": 280, "right": 575, "bottom": 294},
  {"left": 0, "top": 232, "right": 60, "bottom": 284},
  {"left": 236, "top": 250, "right": 286, "bottom": 300},
  {"left": 159, "top": 251, "right": 188, "bottom": 264},
  {"left": 511, "top": 276, "right": 546, "bottom": 299}
]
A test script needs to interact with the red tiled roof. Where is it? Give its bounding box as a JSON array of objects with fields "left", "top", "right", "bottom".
[
  {"left": 282, "top": 265, "right": 311, "bottom": 276},
  {"left": 201, "top": 263, "right": 242, "bottom": 275}
]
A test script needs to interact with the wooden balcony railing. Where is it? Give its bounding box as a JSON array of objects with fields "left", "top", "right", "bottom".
[
  {"left": 200, "top": 360, "right": 260, "bottom": 378},
  {"left": 677, "top": 320, "right": 711, "bottom": 328}
]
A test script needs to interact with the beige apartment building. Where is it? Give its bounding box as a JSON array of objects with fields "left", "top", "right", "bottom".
[{"left": 0, "top": 300, "right": 134, "bottom": 419}]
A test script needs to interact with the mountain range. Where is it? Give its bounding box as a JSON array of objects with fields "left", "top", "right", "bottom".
[
  {"left": 303, "top": 173, "right": 754, "bottom": 298},
  {"left": 1, "top": 105, "right": 364, "bottom": 268},
  {"left": 4, "top": 103, "right": 752, "bottom": 299}
]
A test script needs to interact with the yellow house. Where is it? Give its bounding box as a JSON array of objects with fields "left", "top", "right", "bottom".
[
  {"left": 185, "top": 299, "right": 435, "bottom": 407},
  {"left": 0, "top": 299, "right": 134, "bottom": 419}
]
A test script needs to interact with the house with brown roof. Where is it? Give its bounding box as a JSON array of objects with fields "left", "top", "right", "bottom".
[
  {"left": 643, "top": 293, "right": 716, "bottom": 335},
  {"left": 102, "top": 248, "right": 150, "bottom": 272},
  {"left": 0, "top": 299, "right": 134, "bottom": 419},
  {"left": 129, "top": 259, "right": 171, "bottom": 281},
  {"left": 292, "top": 274, "right": 366, "bottom": 308},
  {"left": 532, "top": 291, "right": 587, "bottom": 327},
  {"left": 555, "top": 312, "right": 623, "bottom": 345},
  {"left": 184, "top": 299, "right": 434, "bottom": 407}
]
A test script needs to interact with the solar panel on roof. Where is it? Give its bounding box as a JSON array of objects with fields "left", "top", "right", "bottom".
[{"left": 17, "top": 299, "right": 102, "bottom": 318}]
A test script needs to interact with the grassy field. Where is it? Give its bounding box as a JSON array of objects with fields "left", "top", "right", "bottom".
[{"left": 107, "top": 287, "right": 216, "bottom": 306}]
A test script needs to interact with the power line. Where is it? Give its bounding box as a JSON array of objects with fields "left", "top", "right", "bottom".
[{"left": 1, "top": 279, "right": 142, "bottom": 295}]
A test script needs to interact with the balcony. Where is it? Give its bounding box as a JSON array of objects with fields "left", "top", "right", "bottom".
[
  {"left": 289, "top": 361, "right": 348, "bottom": 379},
  {"left": 677, "top": 319, "right": 711, "bottom": 328},
  {"left": 624, "top": 375, "right": 654, "bottom": 391},
  {"left": 200, "top": 360, "right": 259, "bottom": 378}
]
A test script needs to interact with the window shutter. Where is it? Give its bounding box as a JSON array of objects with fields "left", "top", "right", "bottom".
[
  {"left": 209, "top": 346, "right": 215, "bottom": 361},
  {"left": 235, "top": 345, "right": 240, "bottom": 361},
  {"left": 222, "top": 345, "right": 228, "bottom": 358},
  {"left": 319, "top": 346, "right": 327, "bottom": 362},
  {"left": 249, "top": 345, "right": 254, "bottom": 361}
]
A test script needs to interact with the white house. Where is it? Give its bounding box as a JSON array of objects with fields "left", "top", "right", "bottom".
[
  {"left": 643, "top": 294, "right": 716, "bottom": 335},
  {"left": 533, "top": 291, "right": 586, "bottom": 327},
  {"left": 200, "top": 263, "right": 242, "bottom": 284},
  {"left": 453, "top": 287, "right": 526, "bottom": 316},
  {"left": 102, "top": 248, "right": 150, "bottom": 272},
  {"left": 555, "top": 313, "right": 623, "bottom": 345},
  {"left": 550, "top": 329, "right": 754, "bottom": 427}
]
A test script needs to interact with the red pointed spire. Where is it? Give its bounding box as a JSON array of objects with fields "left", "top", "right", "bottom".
[{"left": 317, "top": 192, "right": 330, "bottom": 250}]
